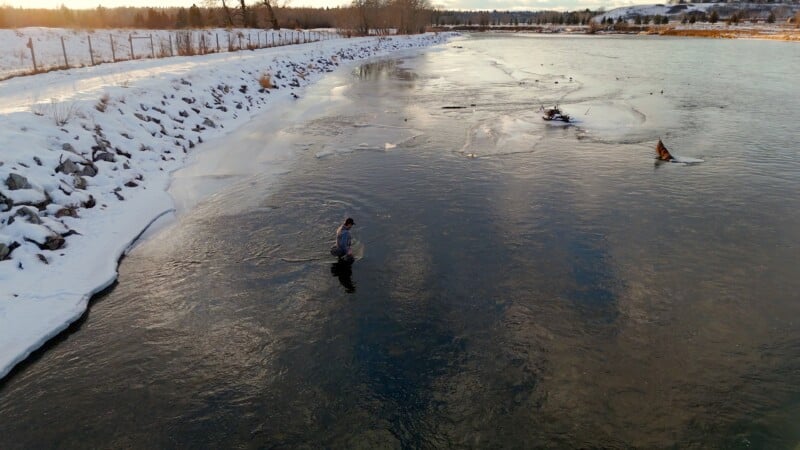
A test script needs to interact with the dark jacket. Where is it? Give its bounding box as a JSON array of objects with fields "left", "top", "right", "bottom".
[{"left": 336, "top": 225, "right": 352, "bottom": 255}]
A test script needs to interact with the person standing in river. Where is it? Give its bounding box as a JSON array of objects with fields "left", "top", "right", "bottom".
[{"left": 331, "top": 217, "right": 355, "bottom": 262}]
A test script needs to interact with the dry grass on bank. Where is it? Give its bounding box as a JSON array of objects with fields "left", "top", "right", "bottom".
[
  {"left": 258, "top": 73, "right": 274, "bottom": 89},
  {"left": 658, "top": 27, "right": 800, "bottom": 41}
]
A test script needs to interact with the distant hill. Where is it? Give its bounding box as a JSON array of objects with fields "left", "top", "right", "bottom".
[{"left": 594, "top": 2, "right": 800, "bottom": 23}]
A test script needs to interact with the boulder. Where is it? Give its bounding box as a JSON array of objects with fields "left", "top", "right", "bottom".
[
  {"left": 0, "top": 242, "right": 20, "bottom": 260},
  {"left": 82, "top": 195, "right": 96, "bottom": 209},
  {"left": 6, "top": 173, "right": 31, "bottom": 190},
  {"left": 55, "top": 206, "right": 79, "bottom": 218},
  {"left": 11, "top": 206, "right": 43, "bottom": 225},
  {"left": 0, "top": 193, "right": 10, "bottom": 211},
  {"left": 43, "top": 234, "right": 65, "bottom": 251},
  {"left": 72, "top": 174, "right": 87, "bottom": 190},
  {"left": 94, "top": 152, "right": 116, "bottom": 162},
  {"left": 80, "top": 163, "right": 98, "bottom": 177},
  {"left": 56, "top": 159, "right": 81, "bottom": 175}
]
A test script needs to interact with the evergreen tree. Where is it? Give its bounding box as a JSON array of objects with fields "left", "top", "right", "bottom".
[
  {"left": 59, "top": 4, "right": 75, "bottom": 26},
  {"left": 176, "top": 7, "right": 189, "bottom": 28},
  {"left": 767, "top": 12, "right": 775, "bottom": 24},
  {"left": 709, "top": 10, "right": 718, "bottom": 23},
  {"left": 188, "top": 4, "right": 203, "bottom": 27},
  {"left": 146, "top": 8, "right": 159, "bottom": 28}
]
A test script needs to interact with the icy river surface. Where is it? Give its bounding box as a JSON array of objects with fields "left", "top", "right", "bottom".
[{"left": 1, "top": 34, "right": 800, "bottom": 448}]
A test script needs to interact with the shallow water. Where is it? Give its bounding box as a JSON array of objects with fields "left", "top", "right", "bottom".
[{"left": 1, "top": 34, "right": 800, "bottom": 448}]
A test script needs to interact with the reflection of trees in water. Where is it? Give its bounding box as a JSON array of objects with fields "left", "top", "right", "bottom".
[{"left": 355, "top": 60, "right": 418, "bottom": 82}]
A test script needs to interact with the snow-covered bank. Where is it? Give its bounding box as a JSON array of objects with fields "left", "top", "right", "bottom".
[{"left": 0, "top": 31, "right": 456, "bottom": 380}]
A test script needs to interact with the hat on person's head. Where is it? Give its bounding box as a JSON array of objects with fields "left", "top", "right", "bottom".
[{"left": 345, "top": 217, "right": 355, "bottom": 226}]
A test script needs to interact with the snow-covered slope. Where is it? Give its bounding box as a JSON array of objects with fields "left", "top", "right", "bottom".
[
  {"left": 594, "top": 2, "right": 799, "bottom": 23},
  {"left": 595, "top": 3, "right": 710, "bottom": 22}
]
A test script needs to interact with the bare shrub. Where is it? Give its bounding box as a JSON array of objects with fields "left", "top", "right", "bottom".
[
  {"left": 157, "top": 37, "right": 172, "bottom": 58},
  {"left": 32, "top": 99, "right": 78, "bottom": 126},
  {"left": 258, "top": 73, "right": 274, "bottom": 89},
  {"left": 175, "top": 31, "right": 196, "bottom": 56},
  {"left": 95, "top": 93, "right": 110, "bottom": 112}
]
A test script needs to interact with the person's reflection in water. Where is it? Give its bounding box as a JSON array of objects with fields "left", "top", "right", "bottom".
[{"left": 330, "top": 261, "right": 356, "bottom": 293}]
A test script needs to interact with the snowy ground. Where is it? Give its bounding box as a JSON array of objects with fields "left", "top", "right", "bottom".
[{"left": 0, "top": 29, "right": 456, "bottom": 380}]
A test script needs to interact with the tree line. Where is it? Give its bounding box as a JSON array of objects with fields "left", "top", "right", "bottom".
[
  {"left": 0, "top": 1, "right": 430, "bottom": 34},
  {"left": 431, "top": 10, "right": 598, "bottom": 27},
  {"left": 0, "top": 1, "right": 596, "bottom": 33}
]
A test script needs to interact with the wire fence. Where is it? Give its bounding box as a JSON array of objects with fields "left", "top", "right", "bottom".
[{"left": 3, "top": 28, "right": 340, "bottom": 80}]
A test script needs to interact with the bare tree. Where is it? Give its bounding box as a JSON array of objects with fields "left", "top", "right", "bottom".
[
  {"left": 389, "top": 0, "right": 431, "bottom": 34},
  {"left": 262, "top": 0, "right": 280, "bottom": 29},
  {"left": 352, "top": 0, "right": 381, "bottom": 35},
  {"left": 223, "top": 0, "right": 236, "bottom": 26}
]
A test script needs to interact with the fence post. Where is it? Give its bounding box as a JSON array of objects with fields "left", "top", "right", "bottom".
[
  {"left": 216, "top": 33, "right": 220, "bottom": 52},
  {"left": 110, "top": 35, "right": 116, "bottom": 62},
  {"left": 60, "top": 36, "right": 68, "bottom": 67},
  {"left": 87, "top": 35, "right": 95, "bottom": 66},
  {"left": 149, "top": 34, "right": 155, "bottom": 58},
  {"left": 248, "top": 33, "right": 251, "bottom": 49},
  {"left": 238, "top": 34, "right": 242, "bottom": 50},
  {"left": 200, "top": 34, "right": 205, "bottom": 54},
  {"left": 129, "top": 34, "right": 134, "bottom": 60},
  {"left": 26, "top": 37, "right": 38, "bottom": 72},
  {"left": 169, "top": 34, "right": 174, "bottom": 57}
]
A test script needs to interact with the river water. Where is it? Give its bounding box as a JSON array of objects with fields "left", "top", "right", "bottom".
[{"left": 1, "top": 34, "right": 799, "bottom": 448}]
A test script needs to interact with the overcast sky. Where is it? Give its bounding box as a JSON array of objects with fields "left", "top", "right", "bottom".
[{"left": 3, "top": 0, "right": 632, "bottom": 12}]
